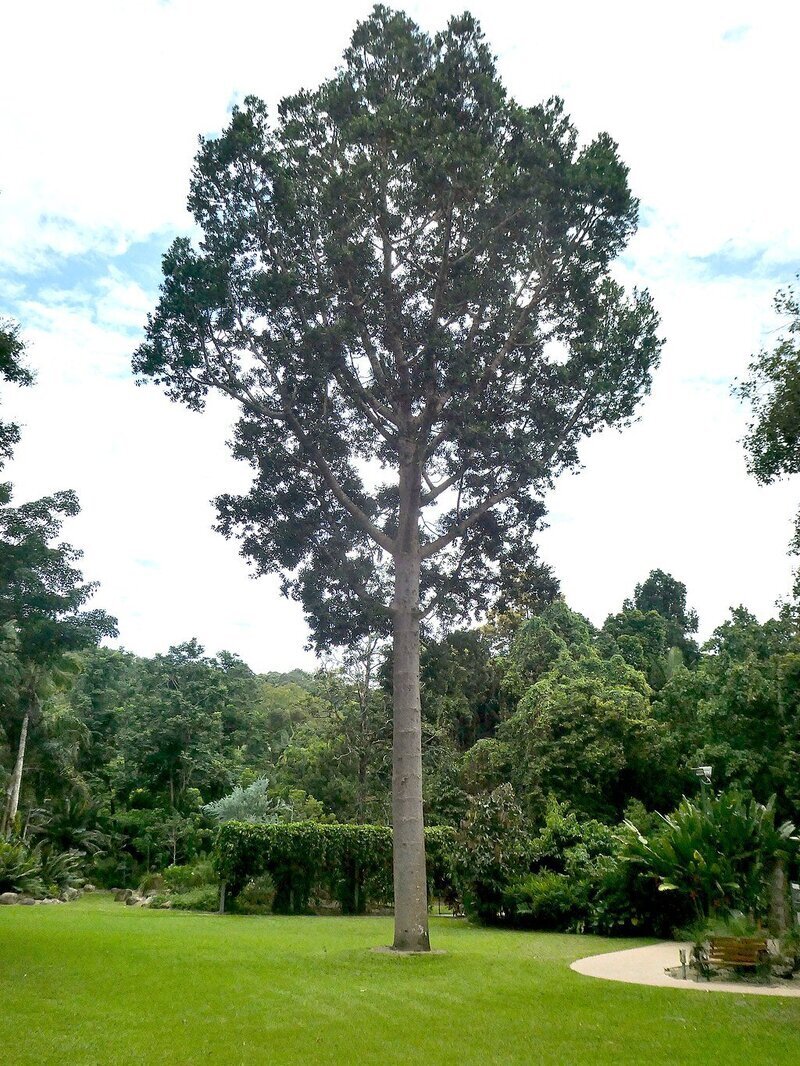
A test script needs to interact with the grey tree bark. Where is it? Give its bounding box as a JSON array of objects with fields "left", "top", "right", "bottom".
[
  {"left": 1, "top": 708, "right": 29, "bottom": 838},
  {"left": 769, "top": 858, "right": 789, "bottom": 935},
  {"left": 390, "top": 451, "right": 429, "bottom": 951}
]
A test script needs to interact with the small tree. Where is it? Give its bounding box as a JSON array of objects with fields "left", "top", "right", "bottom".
[
  {"left": 0, "top": 489, "right": 117, "bottom": 836},
  {"left": 203, "top": 777, "right": 289, "bottom": 824},
  {"left": 135, "top": 7, "right": 661, "bottom": 949}
]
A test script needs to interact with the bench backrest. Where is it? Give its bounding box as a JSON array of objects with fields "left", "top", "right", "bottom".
[{"left": 707, "top": 936, "right": 767, "bottom": 967}]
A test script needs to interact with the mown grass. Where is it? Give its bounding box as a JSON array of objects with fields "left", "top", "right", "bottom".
[{"left": 1, "top": 896, "right": 799, "bottom": 1065}]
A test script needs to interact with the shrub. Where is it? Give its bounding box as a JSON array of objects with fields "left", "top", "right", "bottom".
[
  {"left": 203, "top": 778, "right": 290, "bottom": 824},
  {"left": 506, "top": 871, "right": 588, "bottom": 930},
  {"left": 502, "top": 799, "right": 686, "bottom": 936},
  {"left": 168, "top": 885, "right": 220, "bottom": 912},
  {"left": 232, "top": 873, "right": 276, "bottom": 915},
  {"left": 0, "top": 839, "right": 43, "bottom": 896},
  {"left": 623, "top": 789, "right": 797, "bottom": 921},
  {"left": 139, "top": 872, "right": 166, "bottom": 895},
  {"left": 38, "top": 846, "right": 84, "bottom": 891},
  {"left": 162, "top": 859, "right": 216, "bottom": 893},
  {"left": 452, "top": 785, "right": 530, "bottom": 923}
]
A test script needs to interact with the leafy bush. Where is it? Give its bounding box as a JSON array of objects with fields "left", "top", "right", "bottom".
[
  {"left": 232, "top": 873, "right": 276, "bottom": 915},
  {"left": 38, "top": 846, "right": 84, "bottom": 891},
  {"left": 624, "top": 788, "right": 797, "bottom": 921},
  {"left": 506, "top": 871, "right": 588, "bottom": 930},
  {"left": 203, "top": 777, "right": 289, "bottom": 825},
  {"left": 452, "top": 785, "right": 530, "bottom": 923},
  {"left": 502, "top": 799, "right": 686, "bottom": 936},
  {"left": 162, "top": 859, "right": 216, "bottom": 892},
  {"left": 425, "top": 825, "right": 459, "bottom": 909},
  {"left": 167, "top": 885, "right": 219, "bottom": 912},
  {"left": 139, "top": 872, "right": 166, "bottom": 895},
  {"left": 0, "top": 839, "right": 43, "bottom": 895},
  {"left": 588, "top": 855, "right": 690, "bottom": 937}
]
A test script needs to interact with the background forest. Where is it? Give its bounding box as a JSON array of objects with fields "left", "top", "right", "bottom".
[{"left": 4, "top": 487, "right": 800, "bottom": 931}]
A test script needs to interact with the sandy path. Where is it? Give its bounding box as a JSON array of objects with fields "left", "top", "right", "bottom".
[{"left": 570, "top": 941, "right": 800, "bottom": 997}]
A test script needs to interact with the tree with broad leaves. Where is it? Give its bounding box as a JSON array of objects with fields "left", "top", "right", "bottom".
[
  {"left": 0, "top": 319, "right": 33, "bottom": 471},
  {"left": 134, "top": 6, "right": 661, "bottom": 950},
  {"left": 0, "top": 489, "right": 117, "bottom": 836},
  {"left": 1, "top": 323, "right": 117, "bottom": 837},
  {"left": 737, "top": 277, "right": 800, "bottom": 585}
]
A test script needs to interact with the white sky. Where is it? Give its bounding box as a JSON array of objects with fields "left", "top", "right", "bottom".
[{"left": 1, "top": 0, "right": 799, "bottom": 671}]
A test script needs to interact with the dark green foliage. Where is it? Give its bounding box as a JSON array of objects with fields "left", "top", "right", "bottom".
[
  {"left": 654, "top": 606, "right": 800, "bottom": 817},
  {"left": 624, "top": 788, "right": 797, "bottom": 921},
  {"left": 167, "top": 885, "right": 219, "bottom": 912},
  {"left": 134, "top": 7, "right": 661, "bottom": 650},
  {"left": 161, "top": 859, "right": 216, "bottom": 892},
  {"left": 737, "top": 279, "right": 800, "bottom": 487},
  {"left": 501, "top": 800, "right": 690, "bottom": 936},
  {"left": 504, "top": 601, "right": 595, "bottom": 694},
  {"left": 0, "top": 319, "right": 32, "bottom": 471},
  {"left": 0, "top": 490, "right": 117, "bottom": 665},
  {"left": 501, "top": 652, "right": 666, "bottom": 819},
  {"left": 213, "top": 821, "right": 456, "bottom": 915},
  {"left": 626, "top": 569, "right": 698, "bottom": 636},
  {"left": 0, "top": 838, "right": 43, "bottom": 895},
  {"left": 421, "top": 630, "right": 511, "bottom": 752},
  {"left": 452, "top": 784, "right": 529, "bottom": 922},
  {"left": 38, "top": 845, "right": 84, "bottom": 891},
  {"left": 505, "top": 871, "right": 587, "bottom": 930}
]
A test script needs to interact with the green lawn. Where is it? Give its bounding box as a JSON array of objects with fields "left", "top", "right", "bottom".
[{"left": 1, "top": 896, "right": 799, "bottom": 1065}]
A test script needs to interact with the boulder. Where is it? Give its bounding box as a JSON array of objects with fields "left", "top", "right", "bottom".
[
  {"left": 125, "top": 894, "right": 142, "bottom": 906},
  {"left": 0, "top": 892, "right": 19, "bottom": 905},
  {"left": 60, "top": 887, "right": 80, "bottom": 902},
  {"left": 40, "top": 898, "right": 59, "bottom": 905},
  {"left": 114, "top": 888, "right": 133, "bottom": 903},
  {"left": 17, "top": 896, "right": 36, "bottom": 905},
  {"left": 83, "top": 883, "right": 96, "bottom": 893}
]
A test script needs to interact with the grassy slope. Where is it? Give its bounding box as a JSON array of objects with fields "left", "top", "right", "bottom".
[{"left": 1, "top": 896, "right": 798, "bottom": 1065}]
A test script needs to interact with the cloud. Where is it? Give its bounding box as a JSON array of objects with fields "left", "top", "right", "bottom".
[{"left": 2, "top": 0, "right": 799, "bottom": 668}]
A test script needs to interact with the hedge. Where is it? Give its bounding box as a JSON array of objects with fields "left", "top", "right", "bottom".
[{"left": 213, "top": 822, "right": 456, "bottom": 915}]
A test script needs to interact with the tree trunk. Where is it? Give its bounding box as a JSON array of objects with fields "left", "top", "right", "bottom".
[
  {"left": 391, "top": 548, "right": 430, "bottom": 951},
  {"left": 1, "top": 709, "right": 30, "bottom": 838},
  {"left": 769, "top": 858, "right": 789, "bottom": 935}
]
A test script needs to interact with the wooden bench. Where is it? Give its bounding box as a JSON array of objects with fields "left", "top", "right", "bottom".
[{"left": 707, "top": 936, "right": 768, "bottom": 970}]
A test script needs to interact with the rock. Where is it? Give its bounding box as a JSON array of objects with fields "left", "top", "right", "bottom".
[
  {"left": 40, "top": 898, "right": 59, "bottom": 905},
  {"left": 17, "top": 896, "right": 36, "bottom": 905},
  {"left": 125, "top": 894, "right": 142, "bottom": 906},
  {"left": 114, "top": 888, "right": 133, "bottom": 903},
  {"left": 83, "top": 883, "right": 96, "bottom": 893},
  {"left": 0, "top": 892, "right": 19, "bottom": 905},
  {"left": 60, "top": 887, "right": 80, "bottom": 902}
]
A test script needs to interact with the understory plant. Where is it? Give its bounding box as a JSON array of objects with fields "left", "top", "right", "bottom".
[
  {"left": 452, "top": 785, "right": 530, "bottom": 922},
  {"left": 0, "top": 838, "right": 43, "bottom": 895},
  {"left": 623, "top": 788, "right": 796, "bottom": 921}
]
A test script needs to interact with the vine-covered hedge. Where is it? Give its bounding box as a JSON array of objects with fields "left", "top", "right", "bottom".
[{"left": 213, "top": 822, "right": 456, "bottom": 914}]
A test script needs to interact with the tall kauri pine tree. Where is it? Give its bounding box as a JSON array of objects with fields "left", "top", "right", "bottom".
[{"left": 134, "top": 7, "right": 661, "bottom": 950}]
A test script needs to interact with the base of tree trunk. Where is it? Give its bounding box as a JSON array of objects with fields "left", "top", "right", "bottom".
[{"left": 371, "top": 946, "right": 446, "bottom": 956}]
